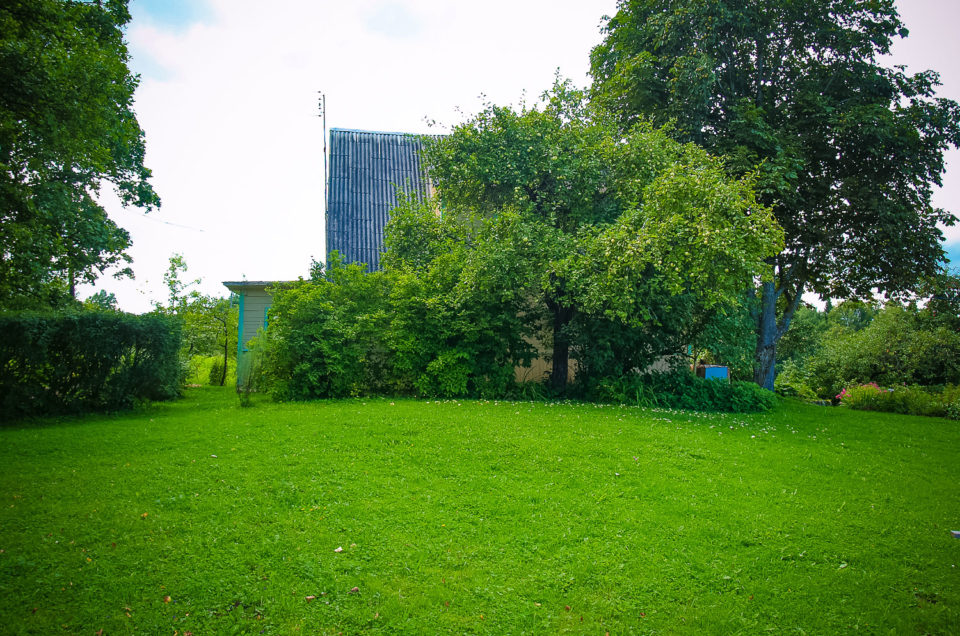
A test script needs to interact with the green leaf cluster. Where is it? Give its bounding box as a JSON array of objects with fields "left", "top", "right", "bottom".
[
  {"left": 422, "top": 83, "right": 782, "bottom": 391},
  {"left": 596, "top": 370, "right": 777, "bottom": 413},
  {"left": 0, "top": 0, "right": 159, "bottom": 309},
  {"left": 591, "top": 0, "right": 960, "bottom": 385},
  {"left": 776, "top": 299, "right": 960, "bottom": 400},
  {"left": 0, "top": 310, "right": 181, "bottom": 420}
]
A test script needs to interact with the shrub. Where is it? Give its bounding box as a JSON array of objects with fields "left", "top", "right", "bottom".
[
  {"left": 0, "top": 311, "right": 181, "bottom": 420},
  {"left": 208, "top": 358, "right": 225, "bottom": 386},
  {"left": 236, "top": 345, "right": 265, "bottom": 407},
  {"left": 596, "top": 371, "right": 777, "bottom": 413},
  {"left": 802, "top": 306, "right": 960, "bottom": 400},
  {"left": 838, "top": 383, "right": 956, "bottom": 418},
  {"left": 774, "top": 360, "right": 819, "bottom": 401}
]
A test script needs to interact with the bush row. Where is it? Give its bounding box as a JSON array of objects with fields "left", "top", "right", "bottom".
[
  {"left": 595, "top": 371, "right": 777, "bottom": 413},
  {"left": 775, "top": 304, "right": 960, "bottom": 401},
  {"left": 0, "top": 311, "right": 181, "bottom": 421},
  {"left": 838, "top": 383, "right": 960, "bottom": 420},
  {"left": 252, "top": 250, "right": 777, "bottom": 413}
]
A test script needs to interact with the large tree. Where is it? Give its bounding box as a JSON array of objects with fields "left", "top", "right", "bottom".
[
  {"left": 0, "top": 0, "right": 159, "bottom": 309},
  {"left": 423, "top": 83, "right": 782, "bottom": 391},
  {"left": 590, "top": 0, "right": 960, "bottom": 389}
]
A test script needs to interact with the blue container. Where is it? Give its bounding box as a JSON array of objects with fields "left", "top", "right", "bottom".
[{"left": 703, "top": 366, "right": 729, "bottom": 381}]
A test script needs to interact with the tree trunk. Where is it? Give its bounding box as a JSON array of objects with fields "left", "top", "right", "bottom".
[
  {"left": 220, "top": 333, "right": 229, "bottom": 387},
  {"left": 754, "top": 281, "right": 778, "bottom": 390},
  {"left": 753, "top": 275, "right": 805, "bottom": 391},
  {"left": 546, "top": 296, "right": 575, "bottom": 393}
]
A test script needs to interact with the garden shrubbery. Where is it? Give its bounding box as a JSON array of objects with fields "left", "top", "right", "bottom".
[
  {"left": 255, "top": 248, "right": 772, "bottom": 412},
  {"left": 773, "top": 297, "right": 960, "bottom": 417},
  {"left": 259, "top": 249, "right": 533, "bottom": 401},
  {"left": 596, "top": 370, "right": 777, "bottom": 412},
  {"left": 0, "top": 311, "right": 181, "bottom": 421},
  {"left": 837, "top": 383, "right": 960, "bottom": 420}
]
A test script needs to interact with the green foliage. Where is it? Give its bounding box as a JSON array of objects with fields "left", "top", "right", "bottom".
[
  {"left": 261, "top": 237, "right": 533, "bottom": 400},
  {"left": 208, "top": 358, "right": 224, "bottom": 387},
  {"left": 82, "top": 290, "right": 119, "bottom": 312},
  {"left": 595, "top": 371, "right": 777, "bottom": 413},
  {"left": 0, "top": 310, "right": 181, "bottom": 420},
  {"left": 591, "top": 0, "right": 960, "bottom": 385},
  {"left": 262, "top": 88, "right": 780, "bottom": 404},
  {"left": 802, "top": 305, "right": 960, "bottom": 399},
  {"left": 0, "top": 0, "right": 159, "bottom": 309},
  {"left": 773, "top": 360, "right": 819, "bottom": 402},
  {"left": 838, "top": 383, "right": 960, "bottom": 419},
  {"left": 687, "top": 301, "right": 757, "bottom": 380},
  {"left": 155, "top": 254, "right": 237, "bottom": 387},
  {"left": 422, "top": 82, "right": 781, "bottom": 392},
  {"left": 236, "top": 345, "right": 265, "bottom": 407},
  {"left": 260, "top": 255, "right": 395, "bottom": 400}
]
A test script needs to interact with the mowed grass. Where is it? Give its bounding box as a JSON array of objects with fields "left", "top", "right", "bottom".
[{"left": 1, "top": 389, "right": 959, "bottom": 634}]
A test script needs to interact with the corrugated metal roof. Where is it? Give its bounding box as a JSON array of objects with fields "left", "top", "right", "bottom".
[{"left": 326, "top": 128, "right": 433, "bottom": 272}]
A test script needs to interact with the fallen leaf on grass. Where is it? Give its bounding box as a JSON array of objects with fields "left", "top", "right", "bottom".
[
  {"left": 163, "top": 595, "right": 171, "bottom": 603},
  {"left": 140, "top": 513, "right": 148, "bottom": 519}
]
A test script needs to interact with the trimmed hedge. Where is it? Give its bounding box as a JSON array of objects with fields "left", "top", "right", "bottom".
[{"left": 0, "top": 311, "right": 181, "bottom": 421}]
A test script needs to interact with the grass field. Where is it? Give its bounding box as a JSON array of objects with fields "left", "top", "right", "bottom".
[{"left": 1, "top": 388, "right": 959, "bottom": 634}]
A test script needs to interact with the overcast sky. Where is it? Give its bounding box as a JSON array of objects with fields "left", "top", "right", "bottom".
[{"left": 83, "top": 0, "right": 960, "bottom": 312}]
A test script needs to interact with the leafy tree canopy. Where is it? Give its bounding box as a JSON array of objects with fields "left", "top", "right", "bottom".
[
  {"left": 422, "top": 82, "right": 782, "bottom": 390},
  {"left": 590, "top": 0, "right": 960, "bottom": 387},
  {"left": 0, "top": 0, "right": 159, "bottom": 309}
]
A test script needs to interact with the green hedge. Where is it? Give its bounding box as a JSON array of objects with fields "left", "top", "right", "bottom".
[
  {"left": 0, "top": 311, "right": 181, "bottom": 421},
  {"left": 595, "top": 371, "right": 777, "bottom": 413}
]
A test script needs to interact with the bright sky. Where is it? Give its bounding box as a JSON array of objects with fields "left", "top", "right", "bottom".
[{"left": 82, "top": 0, "right": 960, "bottom": 312}]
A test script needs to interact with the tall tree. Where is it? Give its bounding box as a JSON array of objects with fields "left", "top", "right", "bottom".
[
  {"left": 0, "top": 0, "right": 159, "bottom": 309},
  {"left": 590, "top": 0, "right": 960, "bottom": 388},
  {"left": 423, "top": 83, "right": 782, "bottom": 391}
]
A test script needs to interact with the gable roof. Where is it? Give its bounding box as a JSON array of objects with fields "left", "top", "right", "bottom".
[{"left": 325, "top": 128, "right": 434, "bottom": 272}]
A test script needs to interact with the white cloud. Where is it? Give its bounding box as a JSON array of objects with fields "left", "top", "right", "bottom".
[
  {"left": 85, "top": 0, "right": 618, "bottom": 310},
  {"left": 83, "top": 0, "right": 960, "bottom": 310}
]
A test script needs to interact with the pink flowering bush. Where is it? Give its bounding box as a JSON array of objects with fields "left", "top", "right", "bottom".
[{"left": 838, "top": 383, "right": 959, "bottom": 419}]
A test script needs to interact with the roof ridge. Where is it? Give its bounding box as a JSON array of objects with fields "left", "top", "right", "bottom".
[{"left": 329, "top": 127, "right": 442, "bottom": 138}]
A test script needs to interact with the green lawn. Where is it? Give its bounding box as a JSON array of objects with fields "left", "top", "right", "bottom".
[{"left": 1, "top": 389, "right": 958, "bottom": 634}]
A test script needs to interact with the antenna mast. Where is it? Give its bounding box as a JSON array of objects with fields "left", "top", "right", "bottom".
[{"left": 318, "top": 91, "right": 327, "bottom": 217}]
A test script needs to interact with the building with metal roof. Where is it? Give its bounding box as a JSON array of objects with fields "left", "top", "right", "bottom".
[
  {"left": 325, "top": 128, "right": 434, "bottom": 272},
  {"left": 224, "top": 128, "right": 434, "bottom": 371}
]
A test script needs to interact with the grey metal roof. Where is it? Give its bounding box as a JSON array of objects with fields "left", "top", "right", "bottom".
[{"left": 326, "top": 128, "right": 433, "bottom": 272}]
